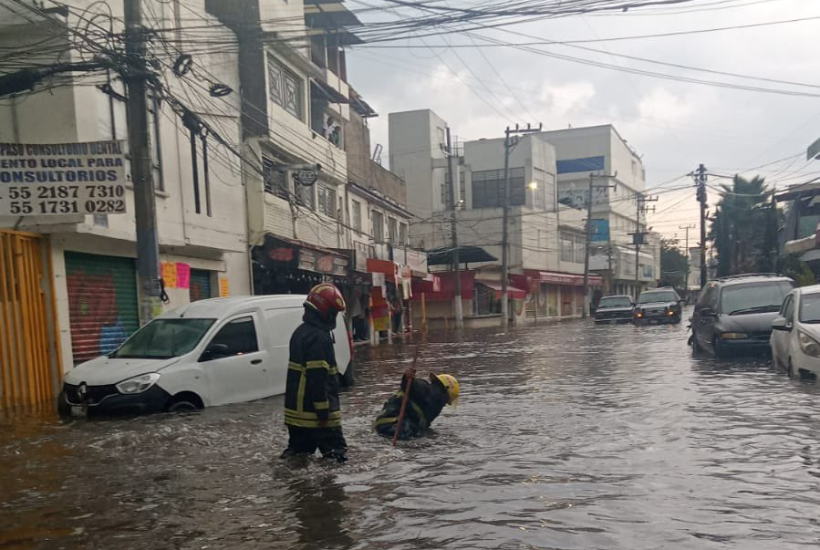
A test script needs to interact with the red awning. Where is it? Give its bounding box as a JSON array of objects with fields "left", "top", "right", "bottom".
[
  {"left": 477, "top": 280, "right": 527, "bottom": 299},
  {"left": 367, "top": 258, "right": 398, "bottom": 282},
  {"left": 525, "top": 270, "right": 603, "bottom": 287},
  {"left": 412, "top": 270, "right": 475, "bottom": 302}
]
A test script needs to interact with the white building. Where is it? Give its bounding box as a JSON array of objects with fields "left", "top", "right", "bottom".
[
  {"left": 0, "top": 0, "right": 251, "bottom": 404},
  {"left": 389, "top": 109, "right": 597, "bottom": 327},
  {"left": 538, "top": 125, "right": 658, "bottom": 297}
]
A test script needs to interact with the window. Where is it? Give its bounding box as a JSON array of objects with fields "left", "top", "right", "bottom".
[
  {"left": 388, "top": 217, "right": 397, "bottom": 243},
  {"left": 352, "top": 200, "right": 362, "bottom": 233},
  {"left": 531, "top": 168, "right": 545, "bottom": 210},
  {"left": 437, "top": 127, "right": 445, "bottom": 147},
  {"left": 560, "top": 232, "right": 584, "bottom": 264},
  {"left": 782, "top": 295, "right": 794, "bottom": 321},
  {"left": 114, "top": 318, "right": 216, "bottom": 359},
  {"left": 399, "top": 222, "right": 408, "bottom": 246},
  {"left": 263, "top": 157, "right": 289, "bottom": 199},
  {"left": 268, "top": 56, "right": 303, "bottom": 120},
  {"left": 443, "top": 170, "right": 464, "bottom": 208},
  {"left": 471, "top": 168, "right": 525, "bottom": 208},
  {"left": 317, "top": 184, "right": 337, "bottom": 218},
  {"left": 372, "top": 211, "right": 384, "bottom": 243},
  {"left": 298, "top": 182, "right": 315, "bottom": 210},
  {"left": 206, "top": 317, "right": 259, "bottom": 358},
  {"left": 719, "top": 282, "right": 793, "bottom": 315}
]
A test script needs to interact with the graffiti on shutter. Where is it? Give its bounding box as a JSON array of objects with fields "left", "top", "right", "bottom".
[
  {"left": 65, "top": 252, "right": 139, "bottom": 365},
  {"left": 190, "top": 269, "right": 213, "bottom": 302}
]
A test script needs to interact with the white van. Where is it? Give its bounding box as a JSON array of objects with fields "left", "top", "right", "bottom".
[{"left": 57, "top": 295, "right": 354, "bottom": 417}]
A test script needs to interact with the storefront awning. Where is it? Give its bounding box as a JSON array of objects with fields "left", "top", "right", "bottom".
[
  {"left": 427, "top": 246, "right": 497, "bottom": 266},
  {"left": 256, "top": 234, "right": 350, "bottom": 277},
  {"left": 412, "top": 270, "right": 474, "bottom": 302},
  {"left": 525, "top": 270, "right": 603, "bottom": 287},
  {"left": 477, "top": 280, "right": 527, "bottom": 300}
]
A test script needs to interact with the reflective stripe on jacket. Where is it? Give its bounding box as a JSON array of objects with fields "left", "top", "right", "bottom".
[{"left": 285, "top": 311, "right": 341, "bottom": 429}]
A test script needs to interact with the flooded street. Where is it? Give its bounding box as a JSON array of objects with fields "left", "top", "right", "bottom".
[{"left": 3, "top": 316, "right": 820, "bottom": 549}]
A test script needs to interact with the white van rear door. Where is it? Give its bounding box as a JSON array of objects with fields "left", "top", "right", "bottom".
[
  {"left": 333, "top": 323, "right": 351, "bottom": 376},
  {"left": 262, "top": 307, "right": 304, "bottom": 397}
]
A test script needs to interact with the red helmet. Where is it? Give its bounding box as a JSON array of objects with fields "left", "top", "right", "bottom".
[{"left": 305, "top": 283, "right": 346, "bottom": 320}]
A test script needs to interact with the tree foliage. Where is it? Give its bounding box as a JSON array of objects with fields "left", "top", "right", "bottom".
[
  {"left": 659, "top": 237, "right": 689, "bottom": 293},
  {"left": 708, "top": 175, "right": 779, "bottom": 276}
]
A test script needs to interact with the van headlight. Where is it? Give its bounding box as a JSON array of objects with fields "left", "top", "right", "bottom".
[
  {"left": 116, "top": 373, "right": 161, "bottom": 394},
  {"left": 799, "top": 332, "right": 820, "bottom": 358}
]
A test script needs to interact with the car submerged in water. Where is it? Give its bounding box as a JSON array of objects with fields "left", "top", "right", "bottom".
[
  {"left": 691, "top": 274, "right": 795, "bottom": 358},
  {"left": 633, "top": 288, "right": 684, "bottom": 325},
  {"left": 594, "top": 295, "right": 634, "bottom": 324}
]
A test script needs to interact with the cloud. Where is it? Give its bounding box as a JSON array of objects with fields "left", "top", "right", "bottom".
[{"left": 636, "top": 88, "right": 693, "bottom": 126}]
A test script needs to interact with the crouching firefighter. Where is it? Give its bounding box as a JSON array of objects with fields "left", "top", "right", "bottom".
[
  {"left": 280, "top": 283, "right": 348, "bottom": 463},
  {"left": 374, "top": 367, "right": 460, "bottom": 440}
]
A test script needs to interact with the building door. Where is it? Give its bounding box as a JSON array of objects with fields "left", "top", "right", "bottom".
[
  {"left": 190, "top": 269, "right": 213, "bottom": 302},
  {"left": 64, "top": 252, "right": 140, "bottom": 366},
  {"left": 0, "top": 231, "right": 59, "bottom": 408}
]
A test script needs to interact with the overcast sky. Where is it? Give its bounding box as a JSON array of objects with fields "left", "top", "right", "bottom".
[{"left": 346, "top": 0, "right": 820, "bottom": 241}]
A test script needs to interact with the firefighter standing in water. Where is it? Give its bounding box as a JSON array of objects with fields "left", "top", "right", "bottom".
[
  {"left": 374, "top": 366, "right": 460, "bottom": 440},
  {"left": 281, "top": 283, "right": 348, "bottom": 463}
]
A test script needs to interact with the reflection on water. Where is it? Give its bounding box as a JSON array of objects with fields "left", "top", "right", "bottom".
[{"left": 2, "top": 317, "right": 820, "bottom": 549}]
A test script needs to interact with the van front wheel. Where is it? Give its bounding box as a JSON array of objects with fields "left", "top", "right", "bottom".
[{"left": 167, "top": 393, "right": 203, "bottom": 413}]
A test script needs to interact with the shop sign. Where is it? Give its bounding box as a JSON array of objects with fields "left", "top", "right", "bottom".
[
  {"left": 0, "top": 140, "right": 127, "bottom": 216},
  {"left": 298, "top": 249, "right": 348, "bottom": 276}
]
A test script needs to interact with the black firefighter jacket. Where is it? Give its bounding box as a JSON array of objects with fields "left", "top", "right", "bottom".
[
  {"left": 285, "top": 309, "right": 341, "bottom": 429},
  {"left": 374, "top": 374, "right": 448, "bottom": 439}
]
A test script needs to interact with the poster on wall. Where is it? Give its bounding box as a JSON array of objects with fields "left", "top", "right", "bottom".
[
  {"left": 176, "top": 263, "right": 191, "bottom": 289},
  {"left": 0, "top": 141, "right": 127, "bottom": 216},
  {"left": 219, "top": 277, "right": 230, "bottom": 297},
  {"left": 161, "top": 262, "right": 178, "bottom": 288}
]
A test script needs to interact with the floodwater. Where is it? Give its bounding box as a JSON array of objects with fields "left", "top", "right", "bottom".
[{"left": 3, "top": 315, "right": 820, "bottom": 549}]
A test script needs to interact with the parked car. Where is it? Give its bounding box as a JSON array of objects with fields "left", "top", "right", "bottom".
[
  {"left": 770, "top": 285, "right": 820, "bottom": 378},
  {"left": 633, "top": 288, "right": 683, "bottom": 324},
  {"left": 58, "top": 295, "right": 354, "bottom": 417},
  {"left": 691, "top": 274, "right": 795, "bottom": 357},
  {"left": 594, "top": 295, "right": 634, "bottom": 324}
]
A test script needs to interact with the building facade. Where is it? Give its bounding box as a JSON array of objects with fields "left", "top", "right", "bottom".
[
  {"left": 0, "top": 0, "right": 251, "bottom": 405},
  {"left": 539, "top": 125, "right": 658, "bottom": 298},
  {"left": 389, "top": 109, "right": 599, "bottom": 327}
]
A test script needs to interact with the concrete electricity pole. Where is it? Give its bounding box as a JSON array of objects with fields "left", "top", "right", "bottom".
[
  {"left": 501, "top": 123, "right": 541, "bottom": 329},
  {"left": 695, "top": 164, "right": 708, "bottom": 288},
  {"left": 445, "top": 127, "right": 463, "bottom": 330},
  {"left": 630, "top": 193, "right": 657, "bottom": 301},
  {"left": 679, "top": 224, "right": 696, "bottom": 291},
  {"left": 582, "top": 172, "right": 616, "bottom": 318},
  {"left": 124, "top": 0, "right": 162, "bottom": 323}
]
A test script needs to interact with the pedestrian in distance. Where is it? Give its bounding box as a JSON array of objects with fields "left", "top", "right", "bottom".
[
  {"left": 391, "top": 295, "right": 403, "bottom": 335},
  {"left": 374, "top": 366, "right": 460, "bottom": 440},
  {"left": 280, "top": 283, "right": 348, "bottom": 463}
]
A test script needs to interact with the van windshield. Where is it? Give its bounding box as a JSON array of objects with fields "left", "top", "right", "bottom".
[
  {"left": 112, "top": 319, "right": 216, "bottom": 359},
  {"left": 721, "top": 282, "right": 793, "bottom": 316},
  {"left": 638, "top": 291, "right": 678, "bottom": 304},
  {"left": 599, "top": 296, "right": 632, "bottom": 308}
]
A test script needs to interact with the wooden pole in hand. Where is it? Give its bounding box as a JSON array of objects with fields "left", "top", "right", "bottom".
[{"left": 393, "top": 345, "right": 421, "bottom": 446}]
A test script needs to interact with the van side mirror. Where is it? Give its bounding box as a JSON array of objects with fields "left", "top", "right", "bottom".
[
  {"left": 201, "top": 343, "right": 230, "bottom": 361},
  {"left": 700, "top": 307, "right": 716, "bottom": 317},
  {"left": 772, "top": 317, "right": 792, "bottom": 332}
]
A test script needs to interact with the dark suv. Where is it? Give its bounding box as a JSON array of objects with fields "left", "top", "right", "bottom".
[
  {"left": 691, "top": 275, "right": 795, "bottom": 357},
  {"left": 633, "top": 288, "right": 684, "bottom": 324}
]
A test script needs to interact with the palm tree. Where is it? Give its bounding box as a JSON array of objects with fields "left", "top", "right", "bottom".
[{"left": 709, "top": 175, "right": 775, "bottom": 275}]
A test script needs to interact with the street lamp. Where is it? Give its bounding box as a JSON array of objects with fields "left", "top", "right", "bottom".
[{"left": 528, "top": 181, "right": 538, "bottom": 190}]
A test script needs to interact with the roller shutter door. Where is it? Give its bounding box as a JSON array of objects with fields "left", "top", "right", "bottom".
[
  {"left": 64, "top": 252, "right": 139, "bottom": 365},
  {"left": 190, "top": 269, "right": 212, "bottom": 302}
]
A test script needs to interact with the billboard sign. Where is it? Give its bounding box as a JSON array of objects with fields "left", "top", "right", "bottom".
[
  {"left": 590, "top": 219, "right": 610, "bottom": 242},
  {"left": 0, "top": 141, "right": 127, "bottom": 216}
]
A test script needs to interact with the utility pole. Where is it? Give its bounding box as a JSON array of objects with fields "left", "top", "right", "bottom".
[
  {"left": 501, "top": 123, "right": 542, "bottom": 329},
  {"left": 582, "top": 172, "right": 616, "bottom": 318},
  {"left": 124, "top": 0, "right": 162, "bottom": 324},
  {"left": 630, "top": 193, "right": 657, "bottom": 300},
  {"left": 679, "top": 224, "right": 696, "bottom": 292},
  {"left": 696, "top": 164, "right": 708, "bottom": 288},
  {"left": 445, "top": 127, "right": 463, "bottom": 330}
]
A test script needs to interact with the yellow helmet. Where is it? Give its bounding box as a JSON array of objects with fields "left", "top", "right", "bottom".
[{"left": 432, "top": 374, "right": 460, "bottom": 406}]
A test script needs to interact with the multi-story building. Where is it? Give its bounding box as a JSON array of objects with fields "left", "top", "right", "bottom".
[
  {"left": 0, "top": 0, "right": 250, "bottom": 405},
  {"left": 389, "top": 109, "right": 599, "bottom": 327},
  {"left": 539, "top": 125, "right": 657, "bottom": 298}
]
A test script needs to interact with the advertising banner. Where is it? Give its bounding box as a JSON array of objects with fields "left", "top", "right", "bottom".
[{"left": 0, "top": 141, "right": 127, "bottom": 216}]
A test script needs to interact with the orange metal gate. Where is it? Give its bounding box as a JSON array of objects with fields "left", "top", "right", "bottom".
[{"left": 0, "top": 230, "right": 60, "bottom": 408}]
